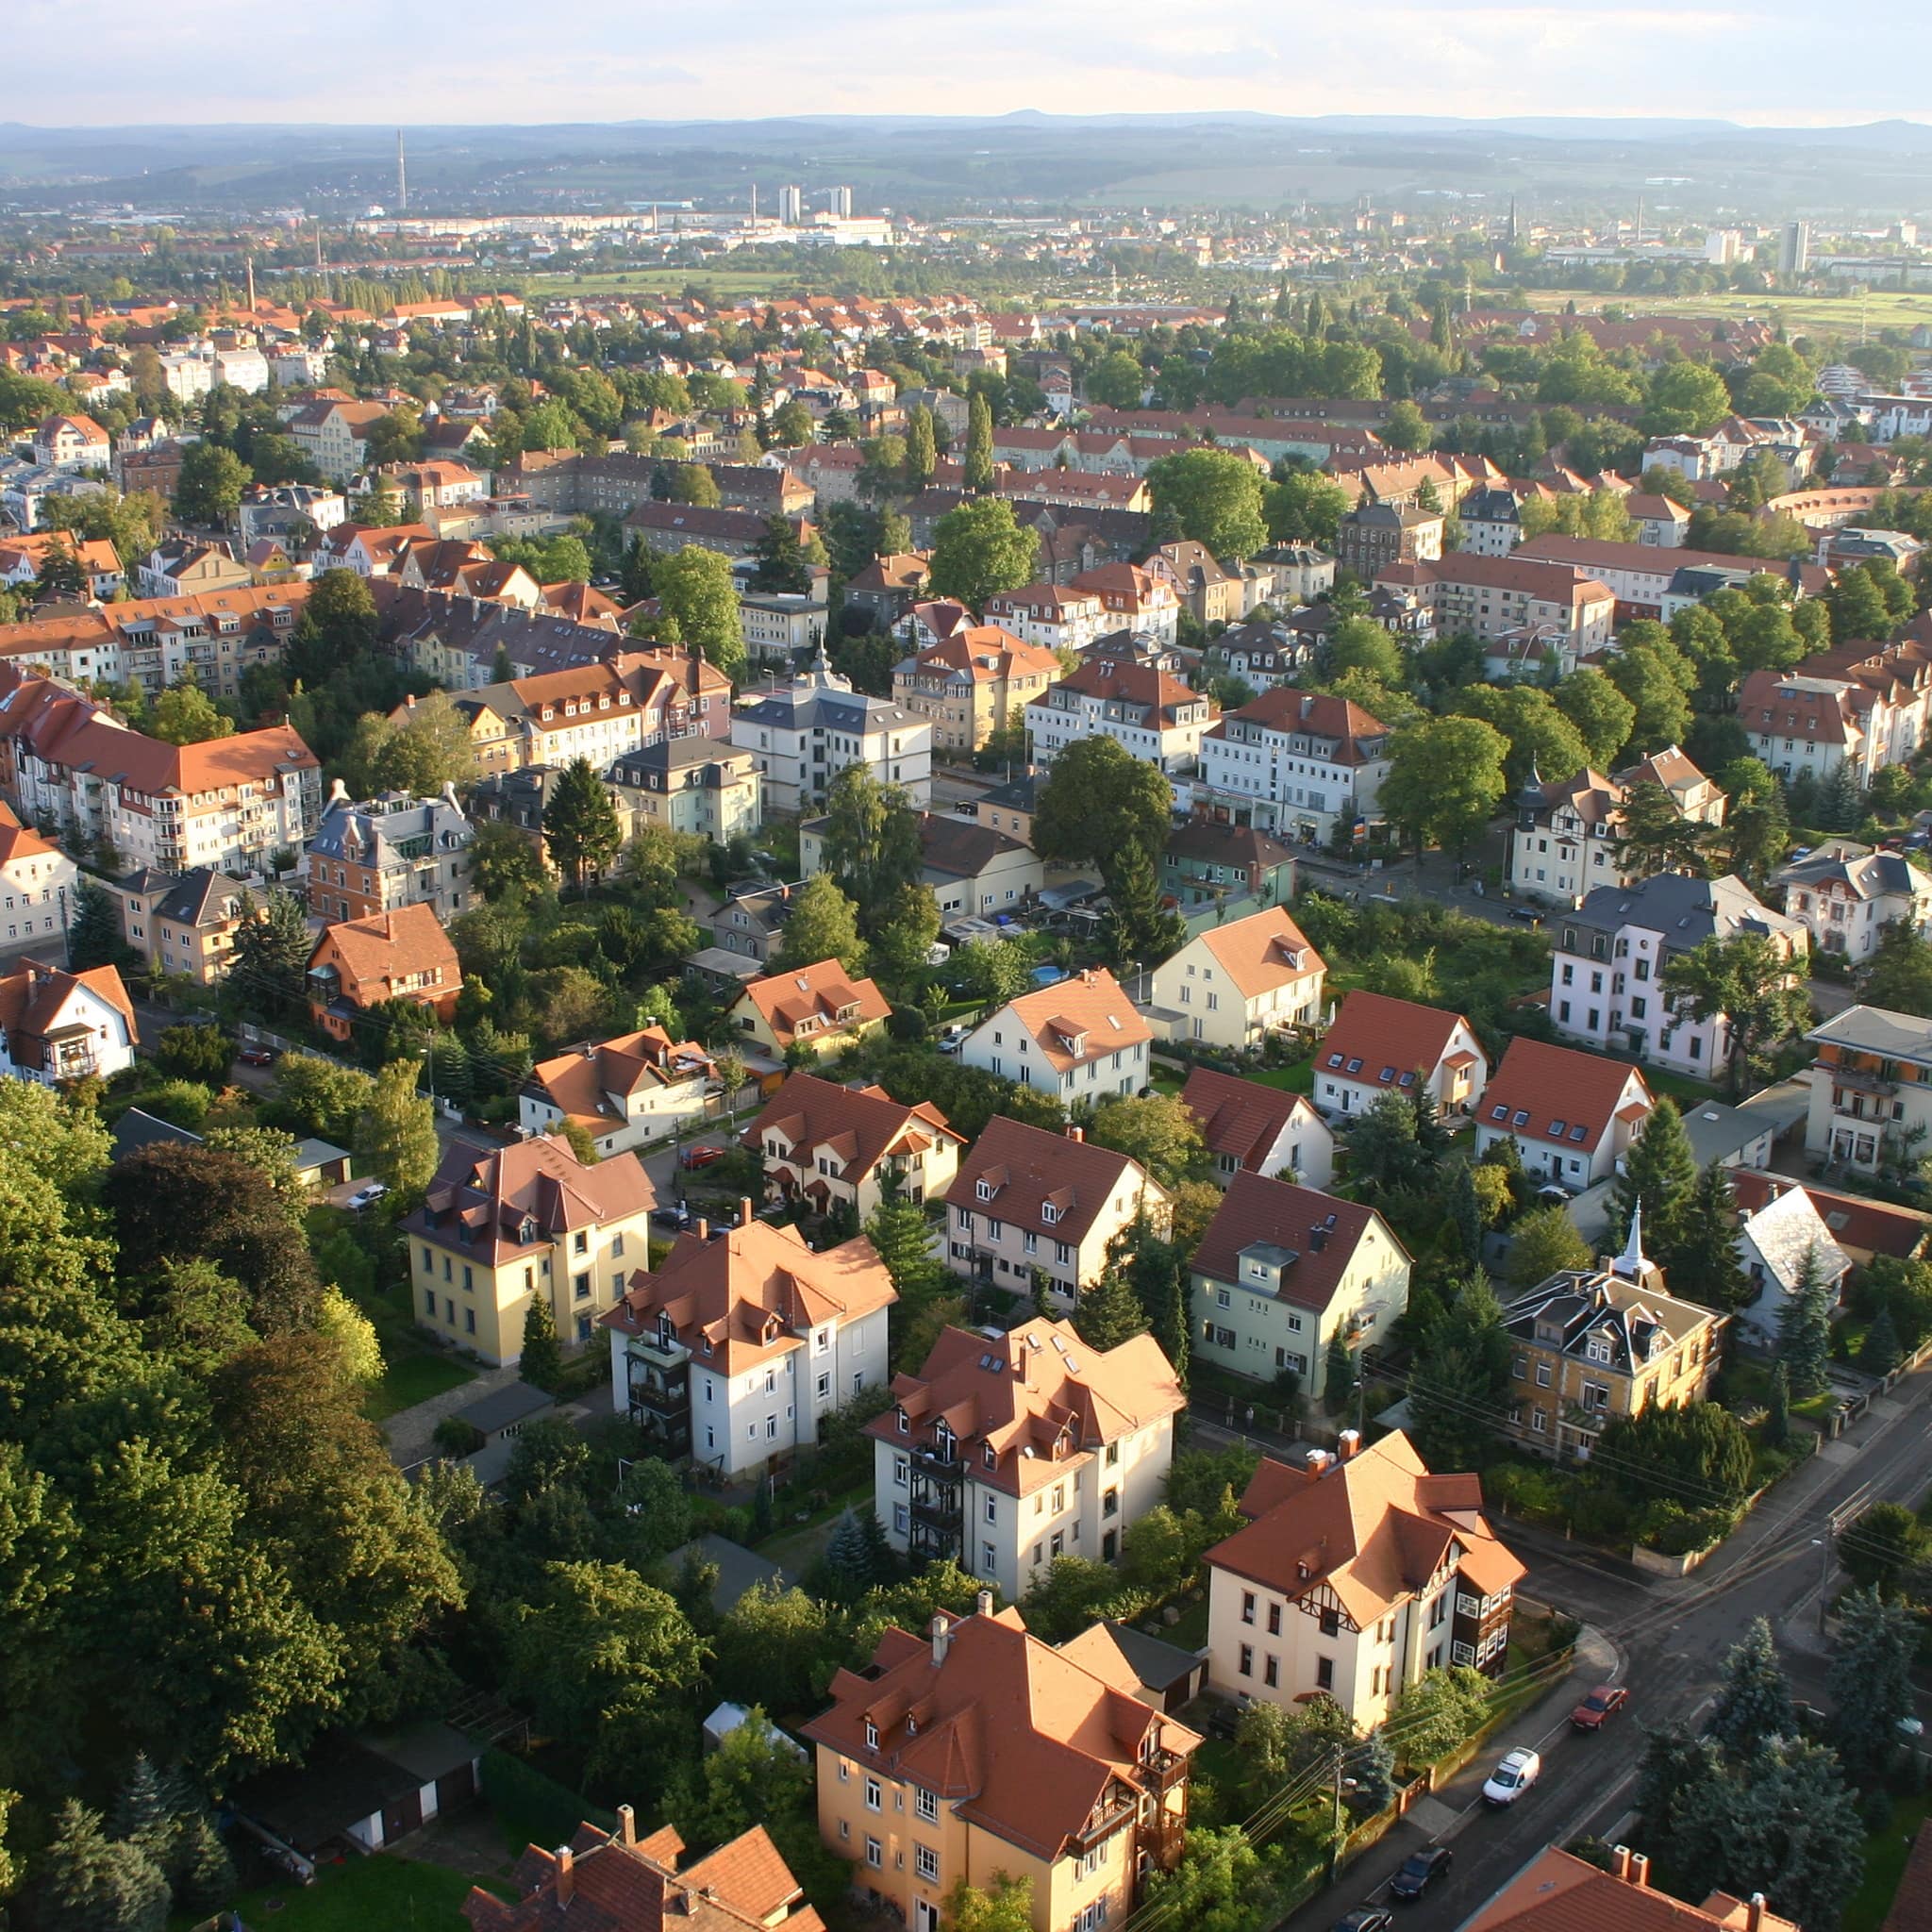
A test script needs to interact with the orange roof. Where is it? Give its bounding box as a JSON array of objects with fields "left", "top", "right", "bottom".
[
  {"left": 0, "top": 958, "right": 134, "bottom": 1073},
  {"left": 745, "top": 1073, "right": 960, "bottom": 1189},
  {"left": 1317, "top": 991, "right": 1478, "bottom": 1092},
  {"left": 1191, "top": 907, "right": 1325, "bottom": 1004},
  {"left": 801, "top": 1601, "right": 1199, "bottom": 1864},
  {"left": 991, "top": 967, "right": 1150, "bottom": 1074},
  {"left": 1459, "top": 1845, "right": 1799, "bottom": 1932},
  {"left": 526, "top": 1027, "right": 714, "bottom": 1131},
  {"left": 1480, "top": 1037, "right": 1653, "bottom": 1150},
  {"left": 603, "top": 1209, "right": 896, "bottom": 1375},
  {"left": 1178, "top": 1065, "right": 1319, "bottom": 1169},
  {"left": 411, "top": 1135, "right": 656, "bottom": 1270},
  {"left": 943, "top": 1113, "right": 1162, "bottom": 1249},
  {"left": 0, "top": 816, "right": 61, "bottom": 869},
  {"left": 733, "top": 958, "right": 891, "bottom": 1050},
  {"left": 912, "top": 624, "right": 1061, "bottom": 684},
  {"left": 1191, "top": 1172, "right": 1405, "bottom": 1316},
  {"left": 309, "top": 902, "right": 458, "bottom": 1008},
  {"left": 1208, "top": 1430, "right": 1524, "bottom": 1629}
]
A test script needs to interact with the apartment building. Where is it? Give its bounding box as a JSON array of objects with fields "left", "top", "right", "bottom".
[
  {"left": 891, "top": 625, "right": 1062, "bottom": 753},
  {"left": 803, "top": 1595, "right": 1196, "bottom": 1932},
  {"left": 1773, "top": 840, "right": 1932, "bottom": 962},
  {"left": 1374, "top": 553, "right": 1614, "bottom": 653},
  {"left": 746, "top": 1073, "right": 964, "bottom": 1219},
  {"left": 1334, "top": 503, "right": 1443, "bottom": 578},
  {"left": 607, "top": 735, "right": 763, "bottom": 843},
  {"left": 288, "top": 398, "right": 391, "bottom": 481},
  {"left": 1178, "top": 1066, "right": 1335, "bottom": 1191},
  {"left": 1024, "top": 658, "right": 1214, "bottom": 791},
  {"left": 1191, "top": 1174, "right": 1410, "bottom": 1392},
  {"left": 0, "top": 958, "right": 137, "bottom": 1084},
  {"left": 1514, "top": 535, "right": 1827, "bottom": 622},
  {"left": 1312, "top": 991, "right": 1488, "bottom": 1121},
  {"left": 980, "top": 586, "right": 1108, "bottom": 656},
  {"left": 943, "top": 1117, "right": 1169, "bottom": 1307},
  {"left": 1501, "top": 1229, "right": 1724, "bottom": 1459},
  {"left": 520, "top": 1026, "right": 717, "bottom": 1158},
  {"left": 600, "top": 1201, "right": 895, "bottom": 1476},
  {"left": 958, "top": 967, "right": 1152, "bottom": 1103},
  {"left": 0, "top": 808, "right": 75, "bottom": 956},
  {"left": 1551, "top": 873, "right": 1806, "bottom": 1076},
  {"left": 435, "top": 655, "right": 699, "bottom": 779},
  {"left": 1203, "top": 1431, "right": 1524, "bottom": 1724},
  {"left": 1194, "top": 688, "right": 1392, "bottom": 843},
  {"left": 111, "top": 866, "right": 249, "bottom": 985},
  {"left": 732, "top": 653, "right": 933, "bottom": 812},
  {"left": 1738, "top": 670, "right": 1878, "bottom": 790},
  {"left": 304, "top": 784, "right": 473, "bottom": 924},
  {"left": 1804, "top": 1004, "right": 1932, "bottom": 1173},
  {"left": 1066, "top": 564, "right": 1180, "bottom": 645},
  {"left": 870, "top": 1315, "right": 1185, "bottom": 1589},
  {"left": 407, "top": 1136, "right": 657, "bottom": 1360},
  {"left": 1147, "top": 906, "right": 1326, "bottom": 1052},
  {"left": 1474, "top": 1038, "right": 1655, "bottom": 1191}
]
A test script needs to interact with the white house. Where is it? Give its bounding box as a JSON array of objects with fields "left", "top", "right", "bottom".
[
  {"left": 0, "top": 959, "right": 137, "bottom": 1084},
  {"left": 1733, "top": 1180, "right": 1855, "bottom": 1352},
  {"left": 1475, "top": 1037, "right": 1654, "bottom": 1192},
  {"left": 869, "top": 1314, "right": 1186, "bottom": 1593},
  {"left": 1179, "top": 1065, "right": 1335, "bottom": 1191},
  {"left": 1772, "top": 841, "right": 1932, "bottom": 964},
  {"left": 1312, "top": 991, "right": 1488, "bottom": 1122},
  {"left": 1203, "top": 1430, "right": 1524, "bottom": 1725},
  {"left": 959, "top": 966, "right": 1151, "bottom": 1103},
  {"left": 730, "top": 650, "right": 932, "bottom": 814},
  {"left": 1194, "top": 688, "right": 1392, "bottom": 844},
  {"left": 1024, "top": 657, "right": 1214, "bottom": 797},
  {"left": 1147, "top": 906, "right": 1326, "bottom": 1053},
  {"left": 519, "top": 1026, "right": 717, "bottom": 1158},
  {"left": 600, "top": 1202, "right": 897, "bottom": 1477},
  {"left": 0, "top": 812, "right": 77, "bottom": 956}
]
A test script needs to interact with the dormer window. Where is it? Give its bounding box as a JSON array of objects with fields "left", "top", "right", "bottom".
[
  {"left": 864, "top": 1720, "right": 878, "bottom": 1750},
  {"left": 975, "top": 1179, "right": 993, "bottom": 1202},
  {"left": 1041, "top": 1202, "right": 1059, "bottom": 1225},
  {"left": 983, "top": 1442, "right": 996, "bottom": 1469},
  {"left": 897, "top": 1409, "right": 909, "bottom": 1434}
]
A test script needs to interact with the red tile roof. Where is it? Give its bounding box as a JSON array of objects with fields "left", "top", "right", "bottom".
[
  {"left": 733, "top": 958, "right": 891, "bottom": 1050},
  {"left": 1317, "top": 991, "right": 1478, "bottom": 1092},
  {"left": 1178, "top": 1066, "right": 1319, "bottom": 1169},
  {"left": 1480, "top": 1037, "right": 1653, "bottom": 1149},
  {"left": 1460, "top": 1845, "right": 1799, "bottom": 1932},
  {"left": 944, "top": 1115, "right": 1163, "bottom": 1245},
  {"left": 1191, "top": 1172, "right": 1402, "bottom": 1314},
  {"left": 410, "top": 1135, "right": 655, "bottom": 1268},
  {"left": 744, "top": 1073, "right": 960, "bottom": 1192}
]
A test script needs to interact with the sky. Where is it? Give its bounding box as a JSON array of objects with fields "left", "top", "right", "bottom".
[{"left": 9, "top": 0, "right": 1930, "bottom": 127}]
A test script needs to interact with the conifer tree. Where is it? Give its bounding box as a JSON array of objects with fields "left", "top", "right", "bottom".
[
  {"left": 520, "top": 1291, "right": 563, "bottom": 1391},
  {"left": 1610, "top": 1097, "right": 1699, "bottom": 1264},
  {"left": 1777, "top": 1243, "right": 1833, "bottom": 1398}
]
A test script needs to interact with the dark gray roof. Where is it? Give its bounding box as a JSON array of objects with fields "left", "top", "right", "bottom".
[
  {"left": 1089, "top": 1618, "right": 1207, "bottom": 1690},
  {"left": 154, "top": 866, "right": 246, "bottom": 927},
  {"left": 1568, "top": 871, "right": 1797, "bottom": 946},
  {"left": 111, "top": 1107, "right": 200, "bottom": 1157},
  {"left": 664, "top": 1532, "right": 787, "bottom": 1616},
  {"left": 1774, "top": 840, "right": 1924, "bottom": 903},
  {"left": 458, "top": 1379, "right": 556, "bottom": 1436}
]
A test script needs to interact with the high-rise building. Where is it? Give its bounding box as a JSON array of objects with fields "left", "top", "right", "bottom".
[
  {"left": 778, "top": 183, "right": 803, "bottom": 226},
  {"left": 831, "top": 184, "right": 853, "bottom": 219},
  {"left": 1780, "top": 220, "right": 1810, "bottom": 275}
]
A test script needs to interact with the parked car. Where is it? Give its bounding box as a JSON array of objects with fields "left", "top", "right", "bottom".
[
  {"left": 651, "top": 1204, "right": 692, "bottom": 1230},
  {"left": 347, "top": 1181, "right": 389, "bottom": 1210},
  {"left": 1508, "top": 907, "right": 1545, "bottom": 925},
  {"left": 1203, "top": 1701, "right": 1243, "bottom": 1740},
  {"left": 1332, "top": 1910, "right": 1391, "bottom": 1932},
  {"left": 678, "top": 1144, "right": 725, "bottom": 1171},
  {"left": 1571, "top": 1685, "right": 1629, "bottom": 1732},
  {"left": 1481, "top": 1748, "right": 1541, "bottom": 1807},
  {"left": 1389, "top": 1847, "right": 1453, "bottom": 1900},
  {"left": 239, "top": 1044, "right": 278, "bottom": 1067},
  {"left": 937, "top": 1024, "right": 969, "bottom": 1055}
]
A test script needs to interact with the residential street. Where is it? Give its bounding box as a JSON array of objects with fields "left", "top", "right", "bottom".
[{"left": 1276, "top": 1357, "right": 1932, "bottom": 1931}]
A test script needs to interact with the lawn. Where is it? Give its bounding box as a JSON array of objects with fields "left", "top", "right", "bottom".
[
  {"left": 1249, "top": 1061, "right": 1314, "bottom": 1094},
  {"left": 188, "top": 1853, "right": 506, "bottom": 1932},
  {"left": 1519, "top": 287, "right": 1932, "bottom": 337},
  {"left": 1164, "top": 1593, "right": 1210, "bottom": 1650},
  {"left": 363, "top": 1350, "right": 476, "bottom": 1422},
  {"left": 1843, "top": 1791, "right": 1932, "bottom": 1932}
]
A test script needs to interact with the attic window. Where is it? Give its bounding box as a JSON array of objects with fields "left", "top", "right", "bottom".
[
  {"left": 1042, "top": 1203, "right": 1059, "bottom": 1225},
  {"left": 1490, "top": 1104, "right": 1507, "bottom": 1122},
  {"left": 1345, "top": 1058, "right": 1363, "bottom": 1074},
  {"left": 984, "top": 1442, "right": 996, "bottom": 1468},
  {"left": 1550, "top": 1120, "right": 1567, "bottom": 1137},
  {"left": 897, "top": 1409, "right": 909, "bottom": 1433},
  {"left": 864, "top": 1720, "right": 878, "bottom": 1749},
  {"left": 1512, "top": 1110, "right": 1530, "bottom": 1129},
  {"left": 1326, "top": 1052, "right": 1343, "bottom": 1069},
  {"left": 1568, "top": 1124, "right": 1588, "bottom": 1142},
  {"left": 1380, "top": 1066, "right": 1396, "bottom": 1082},
  {"left": 975, "top": 1179, "right": 993, "bottom": 1202}
]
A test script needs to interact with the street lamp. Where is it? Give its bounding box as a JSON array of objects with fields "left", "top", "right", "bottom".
[{"left": 1812, "top": 1537, "right": 1832, "bottom": 1633}]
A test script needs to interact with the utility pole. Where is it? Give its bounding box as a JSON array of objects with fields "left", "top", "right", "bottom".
[{"left": 1327, "top": 1747, "right": 1345, "bottom": 1879}]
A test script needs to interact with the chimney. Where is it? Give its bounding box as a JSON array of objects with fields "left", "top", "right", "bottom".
[
  {"left": 1610, "top": 1844, "right": 1632, "bottom": 1880},
  {"left": 1065, "top": 1125, "right": 1084, "bottom": 1143},
  {"left": 930, "top": 1611, "right": 953, "bottom": 1665},
  {"left": 739, "top": 1196, "right": 754, "bottom": 1227},
  {"left": 1746, "top": 1895, "right": 1766, "bottom": 1932},
  {"left": 555, "top": 1846, "right": 575, "bottom": 1906},
  {"left": 693, "top": 1217, "right": 708, "bottom": 1242},
  {"left": 1629, "top": 1853, "right": 1650, "bottom": 1889},
  {"left": 1304, "top": 1449, "right": 1330, "bottom": 1482},
  {"left": 616, "top": 1805, "right": 636, "bottom": 1846},
  {"left": 974, "top": 1588, "right": 993, "bottom": 1617},
  {"left": 1338, "top": 1428, "right": 1361, "bottom": 1460}
]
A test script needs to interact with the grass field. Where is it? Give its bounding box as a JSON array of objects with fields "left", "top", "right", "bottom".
[
  {"left": 1844, "top": 1792, "right": 1932, "bottom": 1932},
  {"left": 1520, "top": 287, "right": 1932, "bottom": 337},
  {"left": 518, "top": 265, "right": 805, "bottom": 302},
  {"left": 363, "top": 1349, "right": 476, "bottom": 1422},
  {"left": 184, "top": 1853, "right": 508, "bottom": 1932}
]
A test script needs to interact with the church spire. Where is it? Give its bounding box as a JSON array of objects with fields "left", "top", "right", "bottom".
[{"left": 1611, "top": 1200, "right": 1645, "bottom": 1281}]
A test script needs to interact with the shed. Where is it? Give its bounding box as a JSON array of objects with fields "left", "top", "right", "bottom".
[
  {"left": 292, "top": 1136, "right": 353, "bottom": 1188},
  {"left": 1057, "top": 1619, "right": 1209, "bottom": 1713},
  {"left": 662, "top": 1532, "right": 788, "bottom": 1618},
  {"left": 456, "top": 1380, "right": 557, "bottom": 1488}
]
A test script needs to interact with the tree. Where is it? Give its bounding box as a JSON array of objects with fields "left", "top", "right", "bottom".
[
  {"left": 353, "top": 1058, "right": 440, "bottom": 1201},
  {"left": 1708, "top": 1616, "right": 1796, "bottom": 1758},
  {"left": 1379, "top": 715, "right": 1508, "bottom": 858},
  {"left": 1389, "top": 1666, "right": 1493, "bottom": 1761},
  {"left": 67, "top": 875, "right": 140, "bottom": 973},
  {"left": 145, "top": 680, "right": 235, "bottom": 747},
  {"left": 1662, "top": 933, "right": 1810, "bottom": 1100},
  {"left": 964, "top": 391, "right": 996, "bottom": 492},
  {"left": 519, "top": 1291, "right": 563, "bottom": 1391},
  {"left": 1641, "top": 362, "right": 1734, "bottom": 438},
  {"left": 1614, "top": 780, "right": 1706, "bottom": 879},
  {"left": 1146, "top": 448, "right": 1268, "bottom": 558},
  {"left": 1860, "top": 1305, "right": 1903, "bottom": 1375},
  {"left": 773, "top": 874, "right": 865, "bottom": 975},
  {"left": 654, "top": 546, "right": 745, "bottom": 680},
  {"left": 275, "top": 1052, "right": 376, "bottom": 1142},
  {"left": 956, "top": 937, "right": 1031, "bottom": 1008},
  {"left": 1327, "top": 617, "right": 1405, "bottom": 686},
  {"left": 1324, "top": 1329, "right": 1357, "bottom": 1413},
  {"left": 711, "top": 1581, "right": 840, "bottom": 1715},
  {"left": 362, "top": 691, "right": 475, "bottom": 794},
  {"left": 904, "top": 406, "right": 937, "bottom": 488},
  {"left": 915, "top": 1874, "right": 1031, "bottom": 1932},
  {"left": 820, "top": 762, "right": 923, "bottom": 912},
  {"left": 1097, "top": 838, "right": 1185, "bottom": 973},
  {"left": 1264, "top": 472, "right": 1350, "bottom": 546},
  {"left": 316, "top": 1285, "right": 383, "bottom": 1385},
  {"left": 925, "top": 497, "right": 1040, "bottom": 615},
  {"left": 174, "top": 442, "right": 250, "bottom": 526},
  {"left": 1506, "top": 1204, "right": 1592, "bottom": 1291},
  {"left": 1861, "top": 916, "right": 1932, "bottom": 1018},
  {"left": 1140, "top": 1826, "right": 1267, "bottom": 1932},
  {"left": 227, "top": 888, "right": 314, "bottom": 1021},
  {"left": 1089, "top": 1094, "right": 1206, "bottom": 1190},
  {"left": 1595, "top": 1400, "right": 1753, "bottom": 1509},
  {"left": 1606, "top": 645, "right": 1693, "bottom": 757},
  {"left": 153, "top": 1022, "right": 232, "bottom": 1085},
  {"left": 1070, "top": 1267, "right": 1148, "bottom": 1352},
  {"left": 748, "top": 514, "right": 813, "bottom": 594},
  {"left": 1830, "top": 1586, "right": 1918, "bottom": 1784},
  {"left": 1609, "top": 1097, "right": 1698, "bottom": 1262},
  {"left": 1086, "top": 351, "right": 1147, "bottom": 409},
  {"left": 1764, "top": 1359, "right": 1791, "bottom": 1447},
  {"left": 871, "top": 883, "right": 942, "bottom": 984},
  {"left": 1674, "top": 1161, "right": 1752, "bottom": 1310},
  {"left": 1452, "top": 686, "right": 1589, "bottom": 793},
  {"left": 1032, "top": 736, "right": 1174, "bottom": 874},
  {"left": 1381, "top": 399, "right": 1428, "bottom": 452},
  {"left": 38, "top": 1800, "right": 169, "bottom": 1932},
  {"left": 541, "top": 757, "right": 624, "bottom": 891}
]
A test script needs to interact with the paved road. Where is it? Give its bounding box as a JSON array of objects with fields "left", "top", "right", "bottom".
[{"left": 1276, "top": 1359, "right": 1932, "bottom": 1931}]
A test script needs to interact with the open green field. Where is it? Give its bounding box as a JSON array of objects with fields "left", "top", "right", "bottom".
[
  {"left": 1520, "top": 287, "right": 1932, "bottom": 337},
  {"left": 175, "top": 1853, "right": 509, "bottom": 1932},
  {"left": 517, "top": 265, "right": 816, "bottom": 303}
]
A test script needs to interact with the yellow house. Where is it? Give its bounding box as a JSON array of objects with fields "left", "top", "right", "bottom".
[
  {"left": 1147, "top": 906, "right": 1326, "bottom": 1052},
  {"left": 801, "top": 1594, "right": 1197, "bottom": 1932},
  {"left": 728, "top": 958, "right": 892, "bottom": 1060},
  {"left": 405, "top": 1137, "right": 657, "bottom": 1362},
  {"left": 1498, "top": 1220, "right": 1725, "bottom": 1461}
]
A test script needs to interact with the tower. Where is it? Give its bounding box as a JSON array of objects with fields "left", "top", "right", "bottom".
[
  {"left": 779, "top": 183, "right": 803, "bottom": 227},
  {"left": 397, "top": 128, "right": 408, "bottom": 213},
  {"left": 1634, "top": 194, "right": 1644, "bottom": 244},
  {"left": 245, "top": 253, "right": 256, "bottom": 313},
  {"left": 831, "top": 184, "right": 852, "bottom": 220},
  {"left": 1506, "top": 194, "right": 1518, "bottom": 245}
]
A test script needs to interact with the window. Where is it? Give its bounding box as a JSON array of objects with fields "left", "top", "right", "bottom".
[
  {"left": 1316, "top": 1657, "right": 1334, "bottom": 1690},
  {"left": 1238, "top": 1644, "right": 1254, "bottom": 1677},
  {"left": 1267, "top": 1603, "right": 1281, "bottom": 1635},
  {"left": 915, "top": 1788, "right": 938, "bottom": 1824},
  {"left": 893, "top": 1503, "right": 909, "bottom": 1533},
  {"left": 914, "top": 1845, "right": 940, "bottom": 1885},
  {"left": 817, "top": 1373, "right": 831, "bottom": 1398},
  {"left": 864, "top": 1777, "right": 882, "bottom": 1811},
  {"left": 1264, "top": 1655, "right": 1279, "bottom": 1688},
  {"left": 865, "top": 1837, "right": 882, "bottom": 1870},
  {"left": 1241, "top": 1591, "right": 1256, "bottom": 1625},
  {"left": 1535, "top": 1362, "right": 1552, "bottom": 1387},
  {"left": 1320, "top": 1607, "right": 1340, "bottom": 1638}
]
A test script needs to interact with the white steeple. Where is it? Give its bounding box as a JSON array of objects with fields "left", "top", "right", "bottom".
[{"left": 1611, "top": 1200, "right": 1645, "bottom": 1281}]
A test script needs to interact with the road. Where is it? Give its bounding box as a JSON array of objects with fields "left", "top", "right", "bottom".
[{"left": 1276, "top": 1358, "right": 1932, "bottom": 1931}]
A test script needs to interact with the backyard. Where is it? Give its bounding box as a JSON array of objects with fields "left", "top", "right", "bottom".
[{"left": 176, "top": 1851, "right": 511, "bottom": 1932}]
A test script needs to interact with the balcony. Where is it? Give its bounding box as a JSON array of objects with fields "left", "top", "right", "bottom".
[
  {"left": 1831, "top": 1062, "right": 1899, "bottom": 1098},
  {"left": 625, "top": 1331, "right": 691, "bottom": 1373},
  {"left": 625, "top": 1361, "right": 688, "bottom": 1418},
  {"left": 1069, "top": 1793, "right": 1138, "bottom": 1854},
  {"left": 909, "top": 1491, "right": 963, "bottom": 1531}
]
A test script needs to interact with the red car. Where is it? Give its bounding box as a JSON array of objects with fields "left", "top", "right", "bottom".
[
  {"left": 678, "top": 1144, "right": 725, "bottom": 1171},
  {"left": 238, "top": 1045, "right": 278, "bottom": 1067},
  {"left": 1571, "top": 1685, "right": 1629, "bottom": 1732}
]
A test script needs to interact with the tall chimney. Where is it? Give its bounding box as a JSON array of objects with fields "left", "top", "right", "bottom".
[
  {"left": 555, "top": 1846, "right": 575, "bottom": 1906},
  {"left": 1338, "top": 1428, "right": 1361, "bottom": 1460},
  {"left": 930, "top": 1611, "right": 952, "bottom": 1666},
  {"left": 616, "top": 1805, "right": 636, "bottom": 1846},
  {"left": 974, "top": 1589, "right": 993, "bottom": 1618},
  {"left": 739, "top": 1195, "right": 754, "bottom": 1227},
  {"left": 1629, "top": 1853, "right": 1650, "bottom": 1889},
  {"left": 1745, "top": 1895, "right": 1765, "bottom": 1932},
  {"left": 1304, "top": 1449, "right": 1330, "bottom": 1483},
  {"left": 693, "top": 1218, "right": 708, "bottom": 1242},
  {"left": 1610, "top": 1844, "right": 1631, "bottom": 1880}
]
